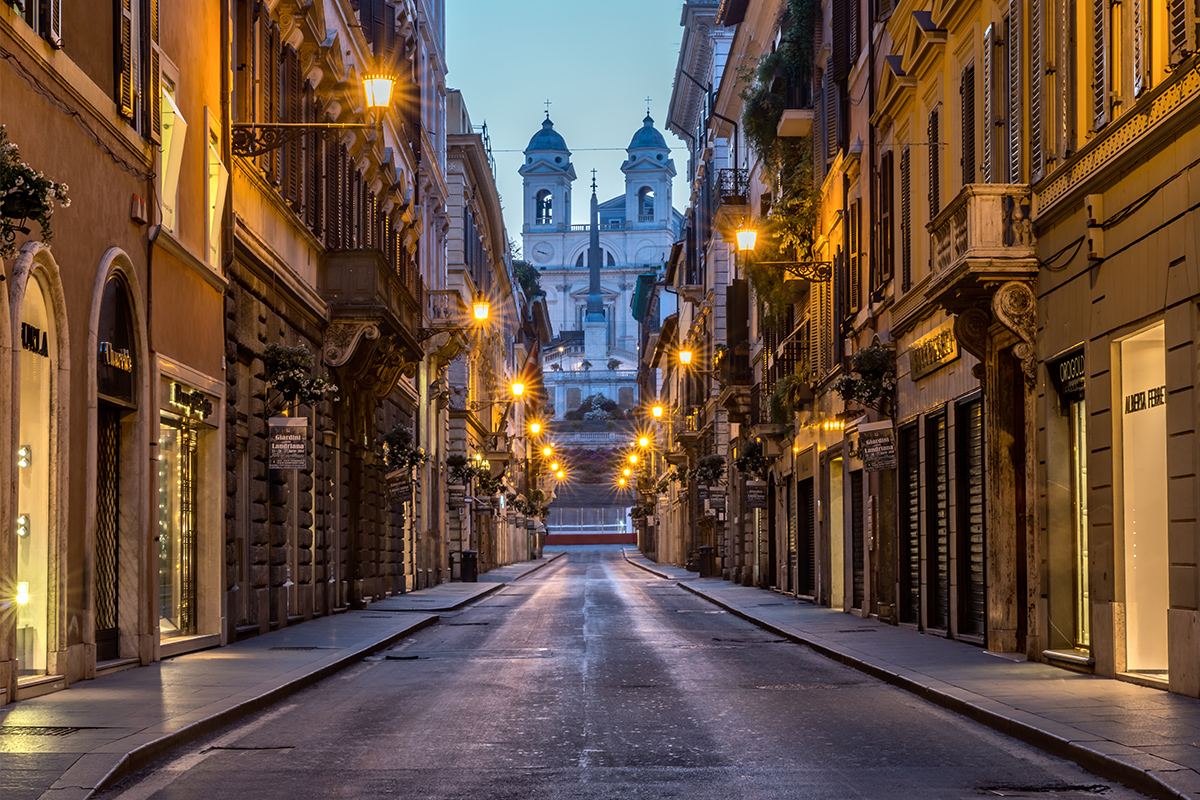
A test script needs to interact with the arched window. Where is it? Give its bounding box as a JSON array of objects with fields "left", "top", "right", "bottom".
[
  {"left": 535, "top": 189, "right": 553, "bottom": 224},
  {"left": 638, "top": 186, "right": 655, "bottom": 219},
  {"left": 607, "top": 251, "right": 615, "bottom": 266}
]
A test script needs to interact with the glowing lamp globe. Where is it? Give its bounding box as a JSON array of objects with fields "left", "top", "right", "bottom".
[
  {"left": 362, "top": 73, "right": 395, "bottom": 109},
  {"left": 512, "top": 382, "right": 525, "bottom": 397},
  {"left": 652, "top": 405, "right": 664, "bottom": 418},
  {"left": 736, "top": 224, "right": 758, "bottom": 251},
  {"left": 530, "top": 422, "right": 541, "bottom": 435},
  {"left": 679, "top": 349, "right": 693, "bottom": 365},
  {"left": 473, "top": 300, "right": 490, "bottom": 321}
]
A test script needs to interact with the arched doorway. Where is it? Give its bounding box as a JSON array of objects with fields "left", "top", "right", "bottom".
[
  {"left": 10, "top": 243, "right": 70, "bottom": 682},
  {"left": 88, "top": 251, "right": 149, "bottom": 664}
]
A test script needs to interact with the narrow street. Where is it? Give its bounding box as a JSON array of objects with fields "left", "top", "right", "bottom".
[{"left": 97, "top": 549, "right": 1148, "bottom": 800}]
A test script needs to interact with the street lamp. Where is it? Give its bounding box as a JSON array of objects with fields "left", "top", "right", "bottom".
[
  {"left": 474, "top": 299, "right": 491, "bottom": 320},
  {"left": 623, "top": 468, "right": 632, "bottom": 477},
  {"left": 232, "top": 70, "right": 396, "bottom": 157},
  {"left": 418, "top": 296, "right": 491, "bottom": 342},
  {"left": 629, "top": 454, "right": 638, "bottom": 465},
  {"left": 735, "top": 219, "right": 833, "bottom": 282},
  {"left": 542, "top": 445, "right": 553, "bottom": 457},
  {"left": 511, "top": 381, "right": 525, "bottom": 397},
  {"left": 678, "top": 348, "right": 693, "bottom": 365},
  {"left": 638, "top": 436, "right": 650, "bottom": 448},
  {"left": 529, "top": 421, "right": 542, "bottom": 435},
  {"left": 652, "top": 404, "right": 664, "bottom": 419}
]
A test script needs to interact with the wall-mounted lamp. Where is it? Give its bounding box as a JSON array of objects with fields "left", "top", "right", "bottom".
[
  {"left": 17, "top": 445, "right": 31, "bottom": 468},
  {"left": 16, "top": 514, "right": 30, "bottom": 537},
  {"left": 652, "top": 405, "right": 664, "bottom": 419},
  {"left": 232, "top": 71, "right": 396, "bottom": 157},
  {"left": 16, "top": 582, "right": 30, "bottom": 605}
]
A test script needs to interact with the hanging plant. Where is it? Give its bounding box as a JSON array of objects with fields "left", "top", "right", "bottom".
[
  {"left": 1, "top": 125, "right": 70, "bottom": 259},
  {"left": 476, "top": 470, "right": 506, "bottom": 497},
  {"left": 768, "top": 371, "right": 813, "bottom": 424},
  {"left": 445, "top": 454, "right": 483, "bottom": 486},
  {"left": 832, "top": 343, "right": 897, "bottom": 414},
  {"left": 629, "top": 500, "right": 656, "bottom": 520},
  {"left": 264, "top": 343, "right": 338, "bottom": 411},
  {"left": 382, "top": 426, "right": 427, "bottom": 472},
  {"left": 733, "top": 440, "right": 769, "bottom": 480},
  {"left": 690, "top": 454, "right": 727, "bottom": 486}
]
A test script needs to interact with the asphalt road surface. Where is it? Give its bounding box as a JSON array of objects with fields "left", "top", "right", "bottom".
[{"left": 98, "top": 548, "right": 1150, "bottom": 799}]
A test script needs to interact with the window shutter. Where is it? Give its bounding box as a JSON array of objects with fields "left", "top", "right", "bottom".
[
  {"left": 832, "top": 0, "right": 849, "bottom": 80},
  {"left": 1092, "top": 0, "right": 1108, "bottom": 131},
  {"left": 305, "top": 88, "right": 320, "bottom": 231},
  {"left": 825, "top": 59, "right": 837, "bottom": 163},
  {"left": 928, "top": 107, "right": 940, "bottom": 219},
  {"left": 286, "top": 46, "right": 301, "bottom": 205},
  {"left": 815, "top": 83, "right": 826, "bottom": 184},
  {"left": 384, "top": 2, "right": 397, "bottom": 55},
  {"left": 1168, "top": 0, "right": 1196, "bottom": 62},
  {"left": 147, "top": 0, "right": 161, "bottom": 143},
  {"left": 1007, "top": 2, "right": 1022, "bottom": 182},
  {"left": 1030, "top": 0, "right": 1045, "bottom": 179},
  {"left": 46, "top": 0, "right": 62, "bottom": 47},
  {"left": 900, "top": 147, "right": 912, "bottom": 292},
  {"left": 849, "top": 199, "right": 861, "bottom": 314},
  {"left": 116, "top": 0, "right": 135, "bottom": 119},
  {"left": 981, "top": 24, "right": 994, "bottom": 183},
  {"left": 880, "top": 150, "right": 894, "bottom": 285},
  {"left": 325, "top": 143, "right": 339, "bottom": 249},
  {"left": 961, "top": 62, "right": 976, "bottom": 185},
  {"left": 849, "top": 0, "right": 861, "bottom": 65}
]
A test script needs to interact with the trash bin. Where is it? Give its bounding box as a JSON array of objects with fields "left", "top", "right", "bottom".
[
  {"left": 698, "top": 545, "right": 714, "bottom": 578},
  {"left": 461, "top": 549, "right": 478, "bottom": 583}
]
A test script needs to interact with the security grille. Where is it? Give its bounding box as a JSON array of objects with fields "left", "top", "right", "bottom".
[
  {"left": 851, "top": 470, "right": 865, "bottom": 609},
  {"left": 899, "top": 424, "right": 921, "bottom": 624},
  {"left": 960, "top": 399, "right": 987, "bottom": 637},
  {"left": 927, "top": 413, "right": 950, "bottom": 630},
  {"left": 95, "top": 405, "right": 121, "bottom": 659}
]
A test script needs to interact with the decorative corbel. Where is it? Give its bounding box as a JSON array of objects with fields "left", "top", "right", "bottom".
[
  {"left": 992, "top": 280, "right": 1038, "bottom": 386},
  {"left": 952, "top": 307, "right": 991, "bottom": 384},
  {"left": 323, "top": 321, "right": 380, "bottom": 368}
]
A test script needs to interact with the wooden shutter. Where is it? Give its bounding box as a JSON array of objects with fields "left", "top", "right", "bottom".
[
  {"left": 815, "top": 83, "right": 826, "bottom": 184},
  {"left": 46, "top": 0, "right": 62, "bottom": 47},
  {"left": 825, "top": 59, "right": 837, "bottom": 162},
  {"left": 147, "top": 0, "right": 161, "bottom": 142},
  {"left": 928, "top": 107, "right": 940, "bottom": 219},
  {"left": 1169, "top": 0, "right": 1196, "bottom": 62},
  {"left": 849, "top": 0, "right": 861, "bottom": 65},
  {"left": 305, "top": 87, "right": 320, "bottom": 231},
  {"left": 117, "top": 0, "right": 135, "bottom": 119},
  {"left": 880, "top": 150, "right": 894, "bottom": 285},
  {"left": 1092, "top": 0, "right": 1108, "bottom": 131},
  {"left": 832, "top": 0, "right": 850, "bottom": 80},
  {"left": 285, "top": 46, "right": 301, "bottom": 205},
  {"left": 1007, "top": 1, "right": 1021, "bottom": 182},
  {"left": 848, "top": 199, "right": 861, "bottom": 314},
  {"left": 384, "top": 1, "right": 397, "bottom": 55},
  {"left": 900, "top": 147, "right": 912, "bottom": 292},
  {"left": 1030, "top": 0, "right": 1045, "bottom": 179},
  {"left": 981, "top": 24, "right": 994, "bottom": 183},
  {"left": 260, "top": 18, "right": 275, "bottom": 179},
  {"left": 961, "top": 62, "right": 976, "bottom": 185}
]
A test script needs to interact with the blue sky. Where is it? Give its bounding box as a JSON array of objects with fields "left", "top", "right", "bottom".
[{"left": 446, "top": 1, "right": 692, "bottom": 251}]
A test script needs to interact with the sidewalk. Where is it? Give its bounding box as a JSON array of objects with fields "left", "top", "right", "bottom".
[
  {"left": 0, "top": 553, "right": 564, "bottom": 800},
  {"left": 623, "top": 548, "right": 1199, "bottom": 800}
]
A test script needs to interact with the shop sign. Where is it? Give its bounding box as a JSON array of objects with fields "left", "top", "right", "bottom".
[
  {"left": 745, "top": 480, "right": 767, "bottom": 509},
  {"left": 268, "top": 416, "right": 308, "bottom": 470},
  {"left": 1051, "top": 347, "right": 1085, "bottom": 398},
  {"left": 909, "top": 320, "right": 959, "bottom": 380},
  {"left": 1124, "top": 384, "right": 1166, "bottom": 415},
  {"left": 170, "top": 382, "right": 214, "bottom": 419},
  {"left": 21, "top": 322, "right": 49, "bottom": 357},
  {"left": 857, "top": 421, "right": 897, "bottom": 472},
  {"left": 386, "top": 469, "right": 412, "bottom": 504},
  {"left": 448, "top": 484, "right": 466, "bottom": 509}
]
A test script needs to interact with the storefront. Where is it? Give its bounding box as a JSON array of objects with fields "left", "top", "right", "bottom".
[
  {"left": 15, "top": 274, "right": 57, "bottom": 679},
  {"left": 156, "top": 370, "right": 223, "bottom": 656},
  {"left": 1117, "top": 324, "right": 1168, "bottom": 679}
]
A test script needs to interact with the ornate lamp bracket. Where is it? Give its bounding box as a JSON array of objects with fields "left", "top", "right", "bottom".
[
  {"left": 755, "top": 260, "right": 834, "bottom": 282},
  {"left": 231, "top": 123, "right": 376, "bottom": 158}
]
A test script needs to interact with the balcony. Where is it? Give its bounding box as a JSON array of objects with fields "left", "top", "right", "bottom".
[
  {"left": 718, "top": 348, "right": 753, "bottom": 423},
  {"left": 777, "top": 77, "right": 814, "bottom": 138},
  {"left": 922, "top": 184, "right": 1038, "bottom": 317},
  {"left": 321, "top": 247, "right": 423, "bottom": 363}
]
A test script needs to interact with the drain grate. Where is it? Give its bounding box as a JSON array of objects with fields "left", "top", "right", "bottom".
[
  {"left": 0, "top": 726, "right": 84, "bottom": 737},
  {"left": 978, "top": 785, "right": 1109, "bottom": 796},
  {"left": 756, "top": 683, "right": 843, "bottom": 691},
  {"left": 836, "top": 628, "right": 878, "bottom": 633},
  {"left": 268, "top": 646, "right": 337, "bottom": 651}
]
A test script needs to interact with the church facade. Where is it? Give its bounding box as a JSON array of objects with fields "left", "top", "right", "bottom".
[{"left": 520, "top": 115, "right": 682, "bottom": 419}]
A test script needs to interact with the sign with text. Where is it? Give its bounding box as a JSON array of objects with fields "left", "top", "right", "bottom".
[
  {"left": 745, "top": 480, "right": 768, "bottom": 510},
  {"left": 387, "top": 469, "right": 412, "bottom": 505},
  {"left": 909, "top": 319, "right": 960, "bottom": 380},
  {"left": 857, "top": 421, "right": 897, "bottom": 472},
  {"left": 268, "top": 417, "right": 308, "bottom": 470}
]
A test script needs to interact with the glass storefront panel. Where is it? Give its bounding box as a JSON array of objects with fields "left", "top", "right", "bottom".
[
  {"left": 1070, "top": 399, "right": 1090, "bottom": 649},
  {"left": 1119, "top": 324, "right": 1168, "bottom": 675},
  {"left": 158, "top": 417, "right": 199, "bottom": 638},
  {"left": 16, "top": 278, "right": 54, "bottom": 678}
]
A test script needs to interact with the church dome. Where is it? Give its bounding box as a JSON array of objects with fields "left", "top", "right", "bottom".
[
  {"left": 628, "top": 115, "right": 667, "bottom": 150},
  {"left": 526, "top": 118, "right": 569, "bottom": 153}
]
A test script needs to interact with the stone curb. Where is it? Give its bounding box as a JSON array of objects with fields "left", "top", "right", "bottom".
[{"left": 672, "top": 580, "right": 1187, "bottom": 800}]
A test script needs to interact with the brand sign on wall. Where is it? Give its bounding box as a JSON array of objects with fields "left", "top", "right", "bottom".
[{"left": 268, "top": 417, "right": 308, "bottom": 470}]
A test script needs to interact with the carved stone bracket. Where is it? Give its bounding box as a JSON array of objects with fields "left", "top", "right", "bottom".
[
  {"left": 992, "top": 281, "right": 1038, "bottom": 386},
  {"left": 952, "top": 307, "right": 991, "bottom": 384},
  {"left": 323, "top": 321, "right": 380, "bottom": 368}
]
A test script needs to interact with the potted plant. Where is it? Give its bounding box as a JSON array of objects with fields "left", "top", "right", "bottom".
[
  {"left": 263, "top": 343, "right": 338, "bottom": 412},
  {"left": 0, "top": 125, "right": 70, "bottom": 259},
  {"left": 445, "top": 454, "right": 482, "bottom": 486},
  {"left": 733, "top": 440, "right": 769, "bottom": 480},
  {"left": 691, "top": 454, "right": 726, "bottom": 486},
  {"left": 382, "top": 426, "right": 427, "bottom": 472},
  {"left": 832, "top": 342, "right": 897, "bottom": 415}
]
